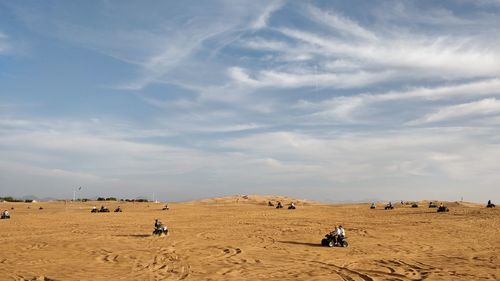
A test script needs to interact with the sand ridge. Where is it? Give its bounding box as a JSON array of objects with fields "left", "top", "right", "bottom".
[{"left": 0, "top": 196, "right": 498, "bottom": 280}]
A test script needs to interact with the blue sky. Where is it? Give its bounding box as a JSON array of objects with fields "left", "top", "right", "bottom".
[{"left": 1, "top": 0, "right": 499, "bottom": 202}]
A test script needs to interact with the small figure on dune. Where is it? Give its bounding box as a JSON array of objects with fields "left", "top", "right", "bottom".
[
  {"left": 114, "top": 206, "right": 122, "bottom": 212},
  {"left": 288, "top": 202, "right": 296, "bottom": 210},
  {"left": 437, "top": 203, "right": 449, "bottom": 213},
  {"left": 385, "top": 202, "right": 394, "bottom": 210},
  {"left": 370, "top": 202, "right": 376, "bottom": 209},
  {"left": 276, "top": 201, "right": 283, "bottom": 209},
  {"left": 411, "top": 202, "right": 418, "bottom": 208},
  {"left": 39, "top": 206, "right": 43, "bottom": 210},
  {"left": 487, "top": 200, "right": 495, "bottom": 208},
  {"left": 268, "top": 201, "right": 274, "bottom": 207},
  {"left": 153, "top": 219, "right": 168, "bottom": 236},
  {"left": 1, "top": 210, "right": 10, "bottom": 219}
]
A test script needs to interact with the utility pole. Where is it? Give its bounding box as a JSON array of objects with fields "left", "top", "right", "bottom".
[{"left": 73, "top": 186, "right": 82, "bottom": 201}]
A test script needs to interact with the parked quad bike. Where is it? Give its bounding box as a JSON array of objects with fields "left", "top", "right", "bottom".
[{"left": 91, "top": 207, "right": 110, "bottom": 213}]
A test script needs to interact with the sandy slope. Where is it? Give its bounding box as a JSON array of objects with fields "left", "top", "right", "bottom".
[{"left": 0, "top": 197, "right": 498, "bottom": 280}]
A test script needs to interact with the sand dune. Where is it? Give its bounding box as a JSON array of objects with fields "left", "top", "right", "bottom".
[
  {"left": 193, "top": 194, "right": 316, "bottom": 205},
  {"left": 0, "top": 196, "right": 498, "bottom": 280}
]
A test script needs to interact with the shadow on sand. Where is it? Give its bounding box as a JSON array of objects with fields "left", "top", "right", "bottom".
[
  {"left": 278, "top": 240, "right": 322, "bottom": 247},
  {"left": 116, "top": 234, "right": 151, "bottom": 238}
]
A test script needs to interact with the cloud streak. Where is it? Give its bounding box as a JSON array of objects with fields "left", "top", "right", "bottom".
[
  {"left": 409, "top": 98, "right": 500, "bottom": 125},
  {"left": 251, "top": 0, "right": 285, "bottom": 30},
  {"left": 0, "top": 32, "right": 10, "bottom": 53}
]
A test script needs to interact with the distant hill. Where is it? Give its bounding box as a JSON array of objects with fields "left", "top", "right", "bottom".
[{"left": 189, "top": 194, "right": 320, "bottom": 205}]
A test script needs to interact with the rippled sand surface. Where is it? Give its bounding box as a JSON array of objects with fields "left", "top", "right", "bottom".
[{"left": 0, "top": 196, "right": 498, "bottom": 280}]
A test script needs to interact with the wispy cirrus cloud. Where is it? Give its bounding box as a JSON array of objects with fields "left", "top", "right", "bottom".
[
  {"left": 231, "top": 3, "right": 500, "bottom": 94},
  {"left": 308, "top": 6, "right": 377, "bottom": 41},
  {"left": 5, "top": 1, "right": 286, "bottom": 91},
  {"left": 251, "top": 0, "right": 285, "bottom": 30},
  {"left": 297, "top": 78, "right": 500, "bottom": 123},
  {"left": 409, "top": 98, "right": 500, "bottom": 125},
  {"left": 229, "top": 66, "right": 397, "bottom": 89},
  {"left": 0, "top": 32, "right": 10, "bottom": 53},
  {"left": 233, "top": 26, "right": 500, "bottom": 89}
]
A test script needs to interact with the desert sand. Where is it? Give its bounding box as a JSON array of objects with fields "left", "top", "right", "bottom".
[{"left": 0, "top": 195, "right": 498, "bottom": 281}]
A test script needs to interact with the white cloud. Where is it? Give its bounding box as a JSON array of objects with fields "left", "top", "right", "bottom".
[
  {"left": 409, "top": 98, "right": 500, "bottom": 125},
  {"left": 251, "top": 1, "right": 285, "bottom": 30},
  {"left": 374, "top": 78, "right": 500, "bottom": 101},
  {"left": 309, "top": 6, "right": 377, "bottom": 41},
  {"left": 240, "top": 37, "right": 290, "bottom": 51},
  {"left": 229, "top": 66, "right": 396, "bottom": 89},
  {"left": 221, "top": 128, "right": 500, "bottom": 185},
  {"left": 0, "top": 32, "right": 10, "bottom": 53},
  {"left": 298, "top": 78, "right": 500, "bottom": 123},
  {"left": 227, "top": 67, "right": 259, "bottom": 86},
  {"left": 234, "top": 5, "right": 500, "bottom": 91},
  {"left": 2, "top": 115, "right": 500, "bottom": 200},
  {"left": 276, "top": 27, "right": 500, "bottom": 79}
]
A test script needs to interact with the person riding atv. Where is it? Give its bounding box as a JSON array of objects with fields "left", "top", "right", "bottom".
[
  {"left": 370, "top": 202, "right": 376, "bottom": 209},
  {"left": 153, "top": 219, "right": 168, "bottom": 236},
  {"left": 276, "top": 201, "right": 283, "bottom": 209},
  {"left": 437, "top": 203, "right": 449, "bottom": 212},
  {"left": 288, "top": 202, "right": 296, "bottom": 209},
  {"left": 487, "top": 200, "right": 495, "bottom": 208},
  {"left": 99, "top": 206, "right": 110, "bottom": 213},
  {"left": 1, "top": 210, "right": 10, "bottom": 219},
  {"left": 268, "top": 201, "right": 274, "bottom": 207},
  {"left": 385, "top": 202, "right": 394, "bottom": 210},
  {"left": 114, "top": 206, "right": 122, "bottom": 212},
  {"left": 321, "top": 226, "right": 348, "bottom": 247}
]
